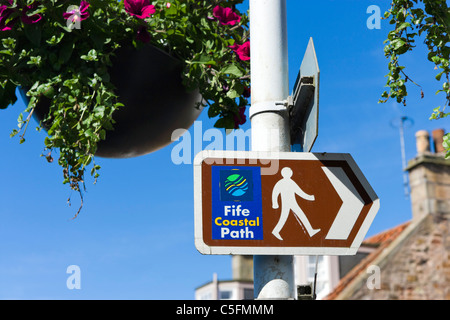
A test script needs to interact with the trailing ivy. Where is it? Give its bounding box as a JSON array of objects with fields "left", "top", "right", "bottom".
[
  {"left": 381, "top": 0, "right": 450, "bottom": 158},
  {"left": 0, "top": 0, "right": 250, "bottom": 216}
]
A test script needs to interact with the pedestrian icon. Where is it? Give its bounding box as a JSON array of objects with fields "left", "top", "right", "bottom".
[{"left": 271, "top": 167, "right": 320, "bottom": 240}]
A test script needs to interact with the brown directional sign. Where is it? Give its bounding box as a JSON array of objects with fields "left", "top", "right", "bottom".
[{"left": 194, "top": 151, "right": 380, "bottom": 256}]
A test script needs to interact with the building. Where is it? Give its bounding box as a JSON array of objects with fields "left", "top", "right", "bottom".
[
  {"left": 195, "top": 256, "right": 254, "bottom": 300},
  {"left": 325, "top": 128, "right": 450, "bottom": 299},
  {"left": 195, "top": 128, "right": 449, "bottom": 300}
]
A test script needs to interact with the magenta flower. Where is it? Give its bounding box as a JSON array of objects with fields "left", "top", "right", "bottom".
[
  {"left": 1, "top": 1, "right": 42, "bottom": 31},
  {"left": 213, "top": 5, "right": 241, "bottom": 26},
  {"left": 234, "top": 107, "right": 247, "bottom": 129},
  {"left": 136, "top": 26, "right": 151, "bottom": 43},
  {"left": 63, "top": 1, "right": 90, "bottom": 22},
  {"left": 21, "top": 3, "right": 42, "bottom": 24},
  {"left": 0, "top": 5, "right": 14, "bottom": 31},
  {"left": 124, "top": 0, "right": 156, "bottom": 19},
  {"left": 230, "top": 41, "right": 250, "bottom": 61},
  {"left": 243, "top": 86, "right": 251, "bottom": 98}
]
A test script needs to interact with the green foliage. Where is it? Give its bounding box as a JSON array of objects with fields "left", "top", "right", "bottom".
[
  {"left": 0, "top": 0, "right": 250, "bottom": 214},
  {"left": 381, "top": 0, "right": 450, "bottom": 157},
  {"left": 444, "top": 133, "right": 450, "bottom": 158}
]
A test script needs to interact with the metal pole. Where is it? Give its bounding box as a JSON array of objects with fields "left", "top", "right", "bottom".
[
  {"left": 391, "top": 116, "right": 413, "bottom": 198},
  {"left": 249, "top": 0, "right": 295, "bottom": 300},
  {"left": 399, "top": 117, "right": 409, "bottom": 198}
]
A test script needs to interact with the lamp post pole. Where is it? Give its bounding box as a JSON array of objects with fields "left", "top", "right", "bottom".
[{"left": 249, "top": 0, "right": 295, "bottom": 299}]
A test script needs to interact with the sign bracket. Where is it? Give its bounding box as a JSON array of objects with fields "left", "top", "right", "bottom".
[{"left": 288, "top": 76, "right": 315, "bottom": 151}]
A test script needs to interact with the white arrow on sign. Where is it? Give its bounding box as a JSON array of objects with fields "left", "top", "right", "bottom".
[{"left": 322, "top": 167, "right": 365, "bottom": 240}]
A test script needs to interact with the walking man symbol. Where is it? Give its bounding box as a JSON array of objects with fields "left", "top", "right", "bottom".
[{"left": 272, "top": 167, "right": 320, "bottom": 240}]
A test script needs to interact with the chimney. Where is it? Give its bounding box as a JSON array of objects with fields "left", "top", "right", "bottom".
[
  {"left": 212, "top": 272, "right": 218, "bottom": 300},
  {"left": 232, "top": 255, "right": 253, "bottom": 281},
  {"left": 406, "top": 129, "right": 450, "bottom": 222},
  {"left": 415, "top": 130, "right": 430, "bottom": 154},
  {"left": 432, "top": 128, "right": 445, "bottom": 154}
]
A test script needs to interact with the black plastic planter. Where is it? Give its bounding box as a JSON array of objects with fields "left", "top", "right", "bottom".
[
  {"left": 98, "top": 44, "right": 202, "bottom": 158},
  {"left": 23, "top": 44, "right": 202, "bottom": 159}
]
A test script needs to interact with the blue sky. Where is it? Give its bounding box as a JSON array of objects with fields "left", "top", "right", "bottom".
[{"left": 0, "top": 0, "right": 449, "bottom": 299}]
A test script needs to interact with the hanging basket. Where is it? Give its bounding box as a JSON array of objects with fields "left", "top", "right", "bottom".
[{"left": 25, "top": 44, "right": 203, "bottom": 159}]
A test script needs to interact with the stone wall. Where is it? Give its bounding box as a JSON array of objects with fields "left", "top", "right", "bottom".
[
  {"left": 347, "top": 215, "right": 450, "bottom": 300},
  {"left": 408, "top": 154, "right": 450, "bottom": 221}
]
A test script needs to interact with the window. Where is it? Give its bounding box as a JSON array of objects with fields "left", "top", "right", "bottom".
[
  {"left": 219, "top": 290, "right": 232, "bottom": 300},
  {"left": 243, "top": 288, "right": 254, "bottom": 300},
  {"left": 198, "top": 292, "right": 212, "bottom": 300}
]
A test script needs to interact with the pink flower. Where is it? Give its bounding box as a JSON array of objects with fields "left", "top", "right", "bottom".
[
  {"left": 213, "top": 5, "right": 241, "bottom": 26},
  {"left": 1, "top": 1, "right": 42, "bottom": 31},
  {"left": 124, "top": 0, "right": 156, "bottom": 19},
  {"left": 243, "top": 86, "right": 251, "bottom": 98},
  {"left": 0, "top": 5, "right": 14, "bottom": 31},
  {"left": 230, "top": 41, "right": 250, "bottom": 61},
  {"left": 136, "top": 26, "right": 151, "bottom": 43},
  {"left": 21, "top": 3, "right": 43, "bottom": 24},
  {"left": 234, "top": 107, "right": 247, "bottom": 129},
  {"left": 63, "top": 1, "right": 90, "bottom": 22}
]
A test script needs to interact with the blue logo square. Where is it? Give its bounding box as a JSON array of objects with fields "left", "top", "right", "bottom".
[{"left": 220, "top": 169, "right": 253, "bottom": 202}]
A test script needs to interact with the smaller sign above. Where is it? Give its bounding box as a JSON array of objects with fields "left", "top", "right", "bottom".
[{"left": 290, "top": 37, "right": 320, "bottom": 152}]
